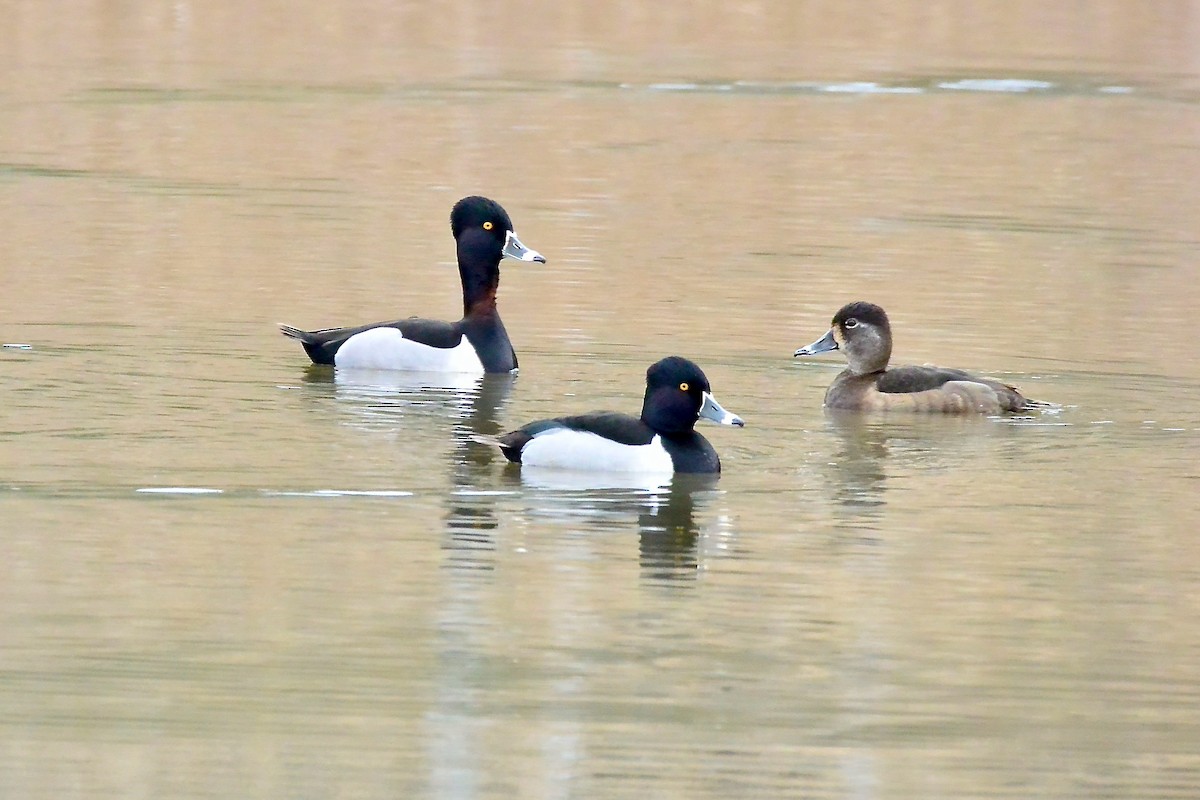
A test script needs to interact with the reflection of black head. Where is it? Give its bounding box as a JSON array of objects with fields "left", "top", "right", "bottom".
[
  {"left": 457, "top": 374, "right": 517, "bottom": 467},
  {"left": 445, "top": 375, "right": 517, "bottom": 554},
  {"left": 638, "top": 475, "right": 719, "bottom": 580}
]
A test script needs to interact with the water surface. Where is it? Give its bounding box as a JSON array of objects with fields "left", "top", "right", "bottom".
[{"left": 3, "top": 2, "right": 1200, "bottom": 798}]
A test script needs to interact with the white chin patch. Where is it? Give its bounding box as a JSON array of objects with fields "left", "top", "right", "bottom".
[
  {"left": 520, "top": 430, "right": 674, "bottom": 473},
  {"left": 334, "top": 327, "right": 485, "bottom": 373}
]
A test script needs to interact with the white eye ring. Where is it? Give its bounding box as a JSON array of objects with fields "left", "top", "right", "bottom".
[{"left": 844, "top": 318, "right": 859, "bottom": 329}]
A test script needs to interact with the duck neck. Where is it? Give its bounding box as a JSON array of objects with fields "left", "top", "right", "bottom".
[
  {"left": 641, "top": 387, "right": 695, "bottom": 437},
  {"left": 458, "top": 236, "right": 501, "bottom": 319},
  {"left": 849, "top": 362, "right": 888, "bottom": 377},
  {"left": 846, "top": 339, "right": 891, "bottom": 375}
]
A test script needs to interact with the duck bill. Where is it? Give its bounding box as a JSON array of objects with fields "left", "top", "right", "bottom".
[
  {"left": 699, "top": 391, "right": 745, "bottom": 427},
  {"left": 502, "top": 230, "right": 546, "bottom": 263},
  {"left": 794, "top": 329, "right": 839, "bottom": 357}
]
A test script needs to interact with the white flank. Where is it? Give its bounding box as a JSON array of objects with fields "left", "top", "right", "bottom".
[
  {"left": 334, "top": 327, "right": 485, "bottom": 372},
  {"left": 520, "top": 429, "right": 674, "bottom": 473}
]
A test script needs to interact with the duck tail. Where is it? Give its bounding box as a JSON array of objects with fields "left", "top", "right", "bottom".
[
  {"left": 469, "top": 433, "right": 502, "bottom": 448},
  {"left": 278, "top": 323, "right": 314, "bottom": 343},
  {"left": 469, "top": 433, "right": 524, "bottom": 463}
]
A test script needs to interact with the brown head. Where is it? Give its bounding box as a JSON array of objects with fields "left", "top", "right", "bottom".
[{"left": 794, "top": 301, "right": 893, "bottom": 375}]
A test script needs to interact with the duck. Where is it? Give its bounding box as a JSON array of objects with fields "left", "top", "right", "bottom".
[
  {"left": 490, "top": 356, "right": 744, "bottom": 474},
  {"left": 794, "top": 301, "right": 1038, "bottom": 414},
  {"left": 279, "top": 196, "right": 544, "bottom": 373}
]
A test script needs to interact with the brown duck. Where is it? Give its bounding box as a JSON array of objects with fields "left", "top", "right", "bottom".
[{"left": 794, "top": 301, "right": 1040, "bottom": 414}]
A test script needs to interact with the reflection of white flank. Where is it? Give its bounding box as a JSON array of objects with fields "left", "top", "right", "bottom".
[
  {"left": 521, "top": 429, "right": 674, "bottom": 473},
  {"left": 519, "top": 467, "right": 672, "bottom": 492},
  {"left": 260, "top": 489, "right": 414, "bottom": 498},
  {"left": 334, "top": 367, "right": 484, "bottom": 393},
  {"left": 938, "top": 78, "right": 1053, "bottom": 92},
  {"left": 334, "top": 326, "right": 485, "bottom": 372}
]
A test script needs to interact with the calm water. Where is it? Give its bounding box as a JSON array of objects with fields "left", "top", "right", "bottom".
[{"left": 3, "top": 2, "right": 1200, "bottom": 798}]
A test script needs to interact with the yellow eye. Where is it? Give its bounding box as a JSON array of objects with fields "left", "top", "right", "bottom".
[
  {"left": 482, "top": 221, "right": 494, "bottom": 231},
  {"left": 679, "top": 382, "right": 689, "bottom": 391}
]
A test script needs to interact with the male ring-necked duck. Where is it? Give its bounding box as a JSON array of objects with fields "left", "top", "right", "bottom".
[
  {"left": 794, "top": 301, "right": 1038, "bottom": 414},
  {"left": 279, "top": 196, "right": 544, "bottom": 373},
  {"left": 491, "top": 356, "right": 745, "bottom": 474}
]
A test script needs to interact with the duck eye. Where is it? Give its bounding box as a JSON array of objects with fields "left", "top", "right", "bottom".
[
  {"left": 679, "top": 382, "right": 689, "bottom": 392},
  {"left": 482, "top": 221, "right": 494, "bottom": 231},
  {"left": 844, "top": 318, "right": 859, "bottom": 329}
]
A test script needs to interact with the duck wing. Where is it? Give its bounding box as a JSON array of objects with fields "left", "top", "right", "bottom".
[
  {"left": 876, "top": 365, "right": 978, "bottom": 393},
  {"left": 495, "top": 412, "right": 653, "bottom": 463},
  {"left": 278, "top": 318, "right": 464, "bottom": 364},
  {"left": 878, "top": 366, "right": 1029, "bottom": 412}
]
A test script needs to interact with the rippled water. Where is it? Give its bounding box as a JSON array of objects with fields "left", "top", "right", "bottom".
[{"left": 3, "top": 2, "right": 1200, "bottom": 798}]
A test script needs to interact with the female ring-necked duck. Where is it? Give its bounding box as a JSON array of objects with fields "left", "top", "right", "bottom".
[
  {"left": 491, "top": 356, "right": 744, "bottom": 474},
  {"left": 794, "top": 301, "right": 1038, "bottom": 414},
  {"left": 279, "top": 196, "right": 544, "bottom": 373}
]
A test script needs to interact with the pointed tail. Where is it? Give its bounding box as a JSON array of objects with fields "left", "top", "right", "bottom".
[{"left": 278, "top": 323, "right": 313, "bottom": 343}]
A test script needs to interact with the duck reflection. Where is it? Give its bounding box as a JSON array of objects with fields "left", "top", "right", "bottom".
[
  {"left": 450, "top": 373, "right": 517, "bottom": 468},
  {"left": 822, "top": 408, "right": 1008, "bottom": 522},
  {"left": 443, "top": 374, "right": 518, "bottom": 569},
  {"left": 512, "top": 469, "right": 721, "bottom": 582},
  {"left": 299, "top": 365, "right": 517, "bottom": 566},
  {"left": 334, "top": 367, "right": 504, "bottom": 428},
  {"left": 823, "top": 410, "right": 891, "bottom": 519},
  {"left": 637, "top": 474, "right": 721, "bottom": 581},
  {"left": 296, "top": 363, "right": 503, "bottom": 429}
]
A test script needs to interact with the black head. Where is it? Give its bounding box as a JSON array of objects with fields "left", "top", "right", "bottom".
[
  {"left": 450, "top": 195, "right": 545, "bottom": 268},
  {"left": 449, "top": 196, "right": 545, "bottom": 314},
  {"left": 450, "top": 196, "right": 514, "bottom": 244},
  {"left": 641, "top": 356, "right": 744, "bottom": 435}
]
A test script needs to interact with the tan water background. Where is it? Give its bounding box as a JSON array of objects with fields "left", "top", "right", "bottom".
[{"left": 3, "top": 2, "right": 1200, "bottom": 798}]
